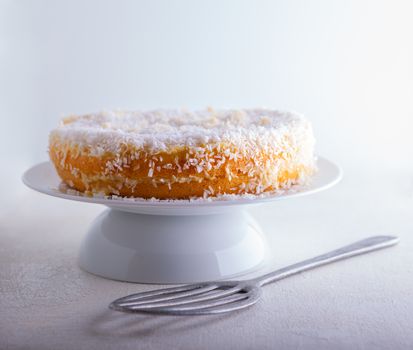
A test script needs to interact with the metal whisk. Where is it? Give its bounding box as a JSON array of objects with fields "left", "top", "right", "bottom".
[{"left": 109, "top": 235, "right": 399, "bottom": 316}]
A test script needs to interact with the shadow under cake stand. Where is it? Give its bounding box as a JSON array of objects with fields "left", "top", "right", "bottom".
[{"left": 23, "top": 157, "right": 342, "bottom": 284}]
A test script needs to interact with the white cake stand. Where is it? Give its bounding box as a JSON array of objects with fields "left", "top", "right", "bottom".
[{"left": 22, "top": 157, "right": 342, "bottom": 284}]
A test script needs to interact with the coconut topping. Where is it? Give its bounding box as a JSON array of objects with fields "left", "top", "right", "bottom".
[{"left": 50, "top": 108, "right": 312, "bottom": 154}]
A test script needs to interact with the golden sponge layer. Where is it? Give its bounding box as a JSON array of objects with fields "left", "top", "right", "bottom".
[{"left": 49, "top": 143, "right": 312, "bottom": 199}]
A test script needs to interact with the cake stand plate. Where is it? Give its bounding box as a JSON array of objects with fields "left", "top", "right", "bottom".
[{"left": 23, "top": 157, "right": 342, "bottom": 283}]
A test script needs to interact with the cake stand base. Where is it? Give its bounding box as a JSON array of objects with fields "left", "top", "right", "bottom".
[{"left": 78, "top": 209, "right": 268, "bottom": 284}]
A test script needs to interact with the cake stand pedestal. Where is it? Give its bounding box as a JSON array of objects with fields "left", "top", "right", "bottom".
[
  {"left": 23, "top": 157, "right": 341, "bottom": 284},
  {"left": 79, "top": 209, "right": 266, "bottom": 283}
]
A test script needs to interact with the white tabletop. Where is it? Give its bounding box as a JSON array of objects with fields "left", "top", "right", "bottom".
[{"left": 1, "top": 164, "right": 412, "bottom": 350}]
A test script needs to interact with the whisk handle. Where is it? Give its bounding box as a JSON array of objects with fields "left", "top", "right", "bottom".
[{"left": 254, "top": 236, "right": 399, "bottom": 287}]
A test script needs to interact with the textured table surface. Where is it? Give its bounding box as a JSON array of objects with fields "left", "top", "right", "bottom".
[{"left": 1, "top": 166, "right": 413, "bottom": 350}]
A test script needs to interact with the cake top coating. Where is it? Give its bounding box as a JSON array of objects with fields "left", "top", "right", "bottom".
[{"left": 50, "top": 108, "right": 312, "bottom": 153}]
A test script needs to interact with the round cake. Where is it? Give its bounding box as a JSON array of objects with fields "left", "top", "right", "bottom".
[{"left": 49, "top": 108, "right": 316, "bottom": 199}]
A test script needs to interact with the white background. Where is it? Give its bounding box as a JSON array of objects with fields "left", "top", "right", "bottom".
[
  {"left": 1, "top": 0, "right": 413, "bottom": 206},
  {"left": 1, "top": 2, "right": 413, "bottom": 349}
]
